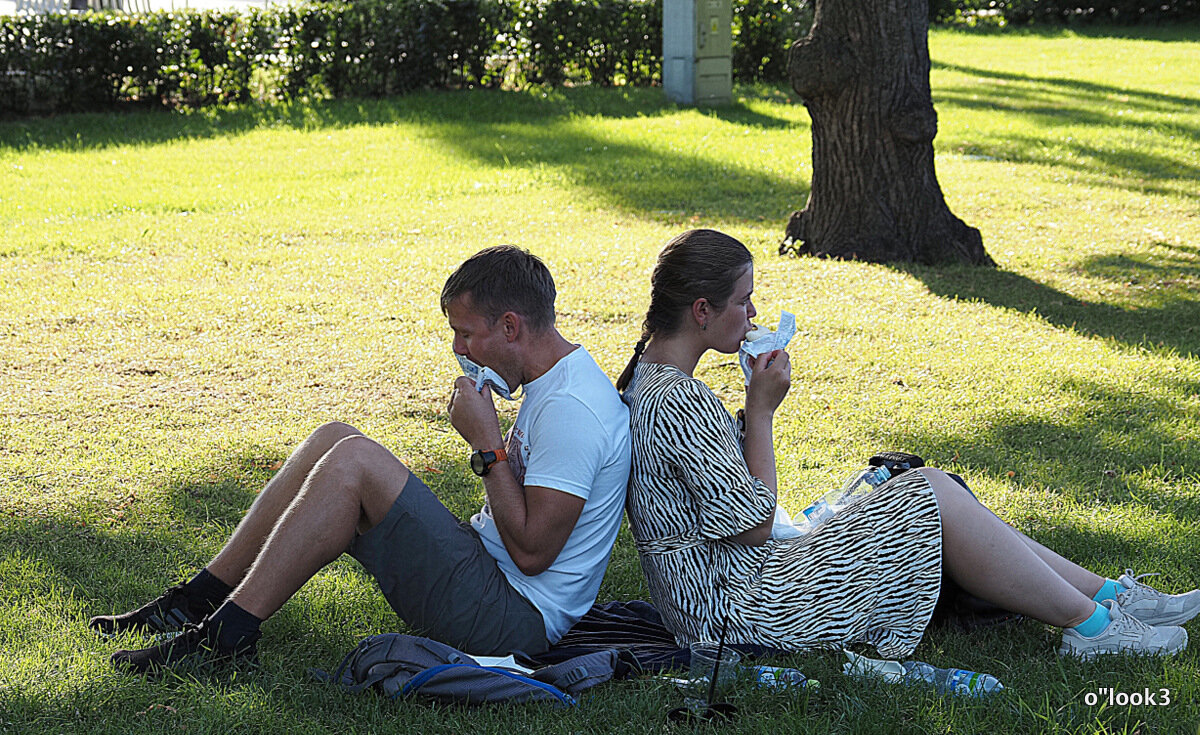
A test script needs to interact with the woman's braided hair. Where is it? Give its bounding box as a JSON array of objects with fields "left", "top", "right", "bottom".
[{"left": 616, "top": 229, "right": 753, "bottom": 391}]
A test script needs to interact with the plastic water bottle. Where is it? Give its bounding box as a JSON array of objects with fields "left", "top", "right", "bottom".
[
  {"left": 833, "top": 465, "right": 892, "bottom": 509},
  {"left": 901, "top": 661, "right": 1004, "bottom": 697},
  {"left": 750, "top": 665, "right": 819, "bottom": 690},
  {"left": 792, "top": 497, "right": 834, "bottom": 530},
  {"left": 791, "top": 465, "right": 892, "bottom": 531}
]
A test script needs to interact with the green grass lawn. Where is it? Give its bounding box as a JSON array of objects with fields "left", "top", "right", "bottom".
[{"left": 2, "top": 23, "right": 1199, "bottom": 735}]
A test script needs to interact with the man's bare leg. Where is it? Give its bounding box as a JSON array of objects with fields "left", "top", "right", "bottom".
[
  {"left": 111, "top": 434, "right": 411, "bottom": 671},
  {"left": 226, "top": 434, "right": 410, "bottom": 619},
  {"left": 207, "top": 421, "right": 364, "bottom": 586},
  {"left": 90, "top": 421, "right": 365, "bottom": 636}
]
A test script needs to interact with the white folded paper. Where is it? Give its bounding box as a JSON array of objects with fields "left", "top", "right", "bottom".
[
  {"left": 771, "top": 505, "right": 804, "bottom": 539},
  {"left": 470, "top": 654, "right": 534, "bottom": 674},
  {"left": 842, "top": 650, "right": 905, "bottom": 683},
  {"left": 456, "top": 353, "right": 519, "bottom": 400},
  {"left": 738, "top": 311, "right": 797, "bottom": 385}
]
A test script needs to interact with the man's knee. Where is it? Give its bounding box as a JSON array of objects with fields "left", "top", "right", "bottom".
[
  {"left": 324, "top": 435, "right": 410, "bottom": 492},
  {"left": 311, "top": 421, "right": 363, "bottom": 447},
  {"left": 322, "top": 435, "right": 411, "bottom": 531}
]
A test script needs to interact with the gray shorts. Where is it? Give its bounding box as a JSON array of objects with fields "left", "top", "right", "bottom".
[{"left": 347, "top": 471, "right": 549, "bottom": 656}]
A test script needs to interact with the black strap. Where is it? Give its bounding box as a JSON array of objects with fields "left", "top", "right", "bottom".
[{"left": 868, "top": 451, "right": 925, "bottom": 471}]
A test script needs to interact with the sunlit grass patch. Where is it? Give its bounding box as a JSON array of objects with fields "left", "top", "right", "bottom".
[{"left": 2, "top": 23, "right": 1199, "bottom": 735}]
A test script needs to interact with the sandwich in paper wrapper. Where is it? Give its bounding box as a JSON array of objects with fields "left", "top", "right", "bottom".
[
  {"left": 455, "top": 353, "right": 519, "bottom": 400},
  {"left": 739, "top": 311, "right": 796, "bottom": 384}
]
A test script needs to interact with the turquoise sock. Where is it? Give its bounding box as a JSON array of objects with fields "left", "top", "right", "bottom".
[
  {"left": 1092, "top": 578, "right": 1122, "bottom": 603},
  {"left": 1071, "top": 602, "right": 1112, "bottom": 637}
]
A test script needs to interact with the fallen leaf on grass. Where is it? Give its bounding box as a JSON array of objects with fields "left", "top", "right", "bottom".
[{"left": 138, "top": 704, "right": 177, "bottom": 715}]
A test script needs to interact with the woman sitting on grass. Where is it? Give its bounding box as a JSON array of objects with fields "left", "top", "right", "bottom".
[{"left": 616, "top": 228, "right": 1199, "bottom": 660}]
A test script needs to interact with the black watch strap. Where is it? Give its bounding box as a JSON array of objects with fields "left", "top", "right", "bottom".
[{"left": 470, "top": 448, "right": 507, "bottom": 476}]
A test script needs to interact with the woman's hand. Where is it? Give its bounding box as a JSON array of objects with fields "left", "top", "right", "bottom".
[
  {"left": 745, "top": 348, "right": 791, "bottom": 418},
  {"left": 741, "top": 349, "right": 788, "bottom": 518}
]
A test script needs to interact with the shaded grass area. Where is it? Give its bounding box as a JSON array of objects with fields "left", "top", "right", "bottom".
[
  {"left": 2, "top": 25, "right": 1200, "bottom": 735},
  {"left": 0, "top": 86, "right": 808, "bottom": 242}
]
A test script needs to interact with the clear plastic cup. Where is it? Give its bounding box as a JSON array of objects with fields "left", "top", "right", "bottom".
[{"left": 687, "top": 641, "right": 741, "bottom": 706}]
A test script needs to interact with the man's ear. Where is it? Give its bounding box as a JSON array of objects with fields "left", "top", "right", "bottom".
[{"left": 500, "top": 311, "right": 521, "bottom": 342}]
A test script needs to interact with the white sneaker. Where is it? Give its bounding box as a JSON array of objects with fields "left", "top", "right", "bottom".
[
  {"left": 1058, "top": 599, "right": 1187, "bottom": 660},
  {"left": 1115, "top": 569, "right": 1200, "bottom": 627}
]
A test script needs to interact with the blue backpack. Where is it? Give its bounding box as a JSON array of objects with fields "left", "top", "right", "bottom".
[{"left": 314, "top": 633, "right": 629, "bottom": 707}]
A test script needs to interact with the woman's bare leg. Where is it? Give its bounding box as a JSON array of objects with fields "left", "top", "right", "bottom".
[
  {"left": 920, "top": 468, "right": 1096, "bottom": 628},
  {"left": 1011, "top": 527, "right": 1107, "bottom": 598}
]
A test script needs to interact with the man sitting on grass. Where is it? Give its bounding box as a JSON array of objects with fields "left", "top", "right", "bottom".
[{"left": 91, "top": 245, "right": 633, "bottom": 672}]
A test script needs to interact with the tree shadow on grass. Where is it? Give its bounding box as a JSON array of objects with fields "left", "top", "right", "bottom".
[
  {"left": 899, "top": 243, "right": 1200, "bottom": 358},
  {"left": 873, "top": 321, "right": 1200, "bottom": 533},
  {"left": 709, "top": 98, "right": 801, "bottom": 130},
  {"left": 940, "top": 22, "right": 1200, "bottom": 44},
  {"left": 0, "top": 85, "right": 799, "bottom": 151},
  {"left": 884, "top": 367, "right": 1199, "bottom": 527},
  {"left": 931, "top": 62, "right": 1200, "bottom": 198},
  {"left": 0, "top": 85, "right": 808, "bottom": 224},
  {"left": 428, "top": 118, "right": 803, "bottom": 222},
  {"left": 934, "top": 61, "right": 1200, "bottom": 112}
]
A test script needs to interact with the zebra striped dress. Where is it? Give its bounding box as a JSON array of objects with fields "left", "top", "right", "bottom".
[{"left": 623, "top": 362, "right": 943, "bottom": 658}]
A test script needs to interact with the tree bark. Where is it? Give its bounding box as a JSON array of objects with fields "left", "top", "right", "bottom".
[{"left": 782, "top": 0, "right": 995, "bottom": 266}]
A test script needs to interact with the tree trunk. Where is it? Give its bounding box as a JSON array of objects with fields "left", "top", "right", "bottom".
[{"left": 781, "top": 0, "right": 994, "bottom": 266}]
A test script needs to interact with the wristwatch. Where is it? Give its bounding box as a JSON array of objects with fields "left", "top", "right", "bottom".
[{"left": 470, "top": 447, "right": 507, "bottom": 477}]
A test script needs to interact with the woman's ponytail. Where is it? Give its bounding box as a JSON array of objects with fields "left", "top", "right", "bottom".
[{"left": 615, "top": 331, "right": 649, "bottom": 392}]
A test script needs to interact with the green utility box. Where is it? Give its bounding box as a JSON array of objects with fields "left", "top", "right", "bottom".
[{"left": 663, "top": 0, "right": 732, "bottom": 106}]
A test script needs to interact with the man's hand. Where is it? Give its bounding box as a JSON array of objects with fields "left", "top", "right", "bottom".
[
  {"left": 448, "top": 376, "right": 504, "bottom": 450},
  {"left": 449, "top": 377, "right": 585, "bottom": 577}
]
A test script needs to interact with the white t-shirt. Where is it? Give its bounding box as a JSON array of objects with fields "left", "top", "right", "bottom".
[{"left": 471, "top": 346, "right": 631, "bottom": 642}]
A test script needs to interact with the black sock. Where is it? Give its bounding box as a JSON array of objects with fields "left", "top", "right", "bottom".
[
  {"left": 182, "top": 568, "right": 234, "bottom": 609},
  {"left": 205, "top": 600, "right": 262, "bottom": 650}
]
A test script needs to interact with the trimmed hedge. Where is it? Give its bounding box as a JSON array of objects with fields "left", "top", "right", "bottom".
[
  {"left": 733, "top": 0, "right": 811, "bottom": 82},
  {"left": 513, "top": 0, "right": 662, "bottom": 85},
  {"left": 1, "top": 10, "right": 276, "bottom": 112},
  {"left": 8, "top": 0, "right": 1193, "bottom": 116},
  {"left": 1006, "top": 0, "right": 1200, "bottom": 23},
  {"left": 272, "top": 0, "right": 511, "bottom": 98},
  {"left": 1, "top": 0, "right": 814, "bottom": 115},
  {"left": 929, "top": 0, "right": 1200, "bottom": 23}
]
